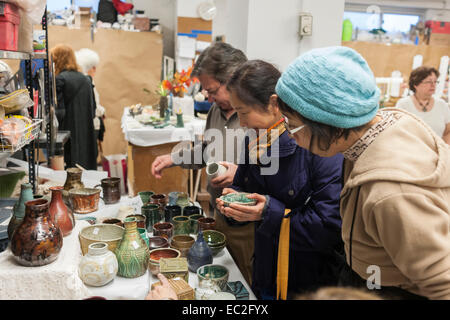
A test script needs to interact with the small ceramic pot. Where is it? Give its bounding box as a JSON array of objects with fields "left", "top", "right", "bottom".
[
  {"left": 197, "top": 264, "right": 229, "bottom": 293},
  {"left": 78, "top": 242, "right": 118, "bottom": 287},
  {"left": 138, "top": 228, "right": 149, "bottom": 247},
  {"left": 95, "top": 177, "right": 121, "bottom": 205},
  {"left": 69, "top": 188, "right": 101, "bottom": 214},
  {"left": 188, "top": 214, "right": 204, "bottom": 235},
  {"left": 168, "top": 191, "right": 180, "bottom": 206},
  {"left": 170, "top": 235, "right": 195, "bottom": 258},
  {"left": 183, "top": 205, "right": 200, "bottom": 217},
  {"left": 153, "top": 222, "right": 174, "bottom": 241},
  {"left": 138, "top": 191, "right": 154, "bottom": 205},
  {"left": 141, "top": 204, "right": 161, "bottom": 231},
  {"left": 150, "top": 193, "right": 167, "bottom": 207},
  {"left": 101, "top": 217, "right": 123, "bottom": 227},
  {"left": 126, "top": 214, "right": 146, "bottom": 229},
  {"left": 175, "top": 192, "right": 191, "bottom": 210},
  {"left": 148, "top": 248, "right": 180, "bottom": 276},
  {"left": 148, "top": 236, "right": 170, "bottom": 251},
  {"left": 206, "top": 162, "right": 227, "bottom": 181},
  {"left": 164, "top": 205, "right": 181, "bottom": 223},
  {"left": 172, "top": 215, "right": 191, "bottom": 235},
  {"left": 198, "top": 217, "right": 216, "bottom": 232}
]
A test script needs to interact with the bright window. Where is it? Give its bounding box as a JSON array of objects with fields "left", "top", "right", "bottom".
[
  {"left": 382, "top": 14, "right": 420, "bottom": 33},
  {"left": 47, "top": 0, "right": 71, "bottom": 12},
  {"left": 344, "top": 11, "right": 381, "bottom": 31}
]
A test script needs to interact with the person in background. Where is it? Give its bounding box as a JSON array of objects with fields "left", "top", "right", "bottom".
[
  {"left": 75, "top": 48, "right": 106, "bottom": 162},
  {"left": 396, "top": 66, "right": 450, "bottom": 145},
  {"left": 150, "top": 42, "right": 254, "bottom": 285},
  {"left": 275, "top": 46, "right": 450, "bottom": 300},
  {"left": 216, "top": 60, "right": 344, "bottom": 300},
  {"left": 51, "top": 44, "right": 97, "bottom": 170}
]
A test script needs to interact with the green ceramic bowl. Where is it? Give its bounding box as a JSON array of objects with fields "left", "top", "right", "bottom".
[
  {"left": 197, "top": 264, "right": 229, "bottom": 291},
  {"left": 202, "top": 230, "right": 226, "bottom": 246},
  {"left": 208, "top": 243, "right": 226, "bottom": 256},
  {"left": 219, "top": 192, "right": 257, "bottom": 207}
]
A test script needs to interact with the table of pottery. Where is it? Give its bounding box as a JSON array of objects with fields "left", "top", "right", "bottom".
[
  {"left": 75, "top": 195, "right": 257, "bottom": 300},
  {"left": 121, "top": 107, "right": 206, "bottom": 196}
]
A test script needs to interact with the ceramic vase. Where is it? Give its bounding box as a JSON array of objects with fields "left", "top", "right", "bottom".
[
  {"left": 159, "top": 96, "right": 168, "bottom": 118},
  {"left": 10, "top": 199, "right": 63, "bottom": 267},
  {"left": 78, "top": 242, "right": 118, "bottom": 287},
  {"left": 7, "top": 183, "right": 33, "bottom": 240},
  {"left": 114, "top": 217, "right": 150, "bottom": 278},
  {"left": 49, "top": 186, "right": 75, "bottom": 237},
  {"left": 187, "top": 230, "right": 213, "bottom": 272},
  {"left": 63, "top": 167, "right": 84, "bottom": 206}
]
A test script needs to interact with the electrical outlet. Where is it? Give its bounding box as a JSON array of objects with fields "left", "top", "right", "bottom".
[{"left": 299, "top": 12, "right": 313, "bottom": 37}]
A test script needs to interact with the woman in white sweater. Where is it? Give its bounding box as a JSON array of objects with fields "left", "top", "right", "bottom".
[{"left": 396, "top": 66, "right": 450, "bottom": 144}]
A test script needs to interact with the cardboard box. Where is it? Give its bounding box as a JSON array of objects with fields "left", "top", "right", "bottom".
[
  {"left": 159, "top": 257, "right": 189, "bottom": 283},
  {"left": 429, "top": 33, "right": 450, "bottom": 46},
  {"left": 151, "top": 277, "right": 195, "bottom": 300}
]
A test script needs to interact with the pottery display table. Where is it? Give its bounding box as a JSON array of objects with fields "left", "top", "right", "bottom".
[
  {"left": 78, "top": 195, "right": 257, "bottom": 300},
  {"left": 121, "top": 108, "right": 206, "bottom": 196}
]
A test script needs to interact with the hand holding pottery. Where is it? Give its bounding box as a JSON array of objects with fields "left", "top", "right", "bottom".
[
  {"left": 215, "top": 188, "right": 237, "bottom": 214},
  {"left": 220, "top": 193, "right": 266, "bottom": 223},
  {"left": 209, "top": 162, "right": 238, "bottom": 189}
]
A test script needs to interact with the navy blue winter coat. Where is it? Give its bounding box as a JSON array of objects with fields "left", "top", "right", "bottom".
[{"left": 230, "top": 131, "right": 344, "bottom": 299}]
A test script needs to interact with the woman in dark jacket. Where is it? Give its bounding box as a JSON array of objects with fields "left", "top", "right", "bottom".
[
  {"left": 51, "top": 44, "right": 97, "bottom": 170},
  {"left": 217, "top": 60, "right": 344, "bottom": 300}
]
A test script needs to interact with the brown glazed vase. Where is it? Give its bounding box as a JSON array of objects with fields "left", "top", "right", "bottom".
[
  {"left": 49, "top": 186, "right": 75, "bottom": 237},
  {"left": 63, "top": 167, "right": 85, "bottom": 206},
  {"left": 10, "top": 199, "right": 63, "bottom": 267}
]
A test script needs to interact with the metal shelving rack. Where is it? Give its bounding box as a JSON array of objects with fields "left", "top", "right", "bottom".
[{"left": 0, "top": 8, "right": 52, "bottom": 195}]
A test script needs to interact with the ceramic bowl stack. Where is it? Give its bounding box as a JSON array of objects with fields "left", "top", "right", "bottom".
[{"left": 202, "top": 230, "right": 226, "bottom": 256}]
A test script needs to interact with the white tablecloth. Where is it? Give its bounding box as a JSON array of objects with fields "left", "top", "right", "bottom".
[
  {"left": 121, "top": 107, "right": 206, "bottom": 147},
  {"left": 0, "top": 221, "right": 93, "bottom": 300},
  {"left": 76, "top": 195, "right": 257, "bottom": 300}
]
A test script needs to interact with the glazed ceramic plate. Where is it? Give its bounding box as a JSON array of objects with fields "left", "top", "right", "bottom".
[{"left": 219, "top": 192, "right": 257, "bottom": 207}]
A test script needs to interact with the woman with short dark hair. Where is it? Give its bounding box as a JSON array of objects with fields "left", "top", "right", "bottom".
[
  {"left": 217, "top": 60, "right": 344, "bottom": 300},
  {"left": 396, "top": 66, "right": 450, "bottom": 144},
  {"left": 275, "top": 46, "right": 450, "bottom": 300}
]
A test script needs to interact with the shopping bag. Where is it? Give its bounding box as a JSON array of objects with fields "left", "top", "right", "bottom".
[{"left": 101, "top": 154, "right": 127, "bottom": 195}]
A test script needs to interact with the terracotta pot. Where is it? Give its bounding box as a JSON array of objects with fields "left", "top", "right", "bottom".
[
  {"left": 7, "top": 183, "right": 33, "bottom": 240},
  {"left": 69, "top": 188, "right": 101, "bottom": 214},
  {"left": 10, "top": 199, "right": 63, "bottom": 267},
  {"left": 114, "top": 217, "right": 150, "bottom": 278},
  {"left": 49, "top": 186, "right": 75, "bottom": 237}
]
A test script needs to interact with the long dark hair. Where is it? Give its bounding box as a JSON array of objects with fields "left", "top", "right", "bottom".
[{"left": 227, "top": 59, "right": 281, "bottom": 111}]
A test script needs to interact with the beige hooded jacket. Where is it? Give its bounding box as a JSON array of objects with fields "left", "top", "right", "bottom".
[{"left": 341, "top": 108, "right": 450, "bottom": 300}]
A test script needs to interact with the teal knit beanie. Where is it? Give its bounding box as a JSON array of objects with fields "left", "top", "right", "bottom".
[{"left": 275, "top": 46, "right": 380, "bottom": 129}]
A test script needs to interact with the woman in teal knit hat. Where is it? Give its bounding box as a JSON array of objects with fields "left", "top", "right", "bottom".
[{"left": 275, "top": 46, "right": 450, "bottom": 300}]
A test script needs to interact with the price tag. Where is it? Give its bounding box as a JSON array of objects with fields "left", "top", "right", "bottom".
[
  {"left": 132, "top": 241, "right": 139, "bottom": 249},
  {"left": 93, "top": 228, "right": 99, "bottom": 235}
]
